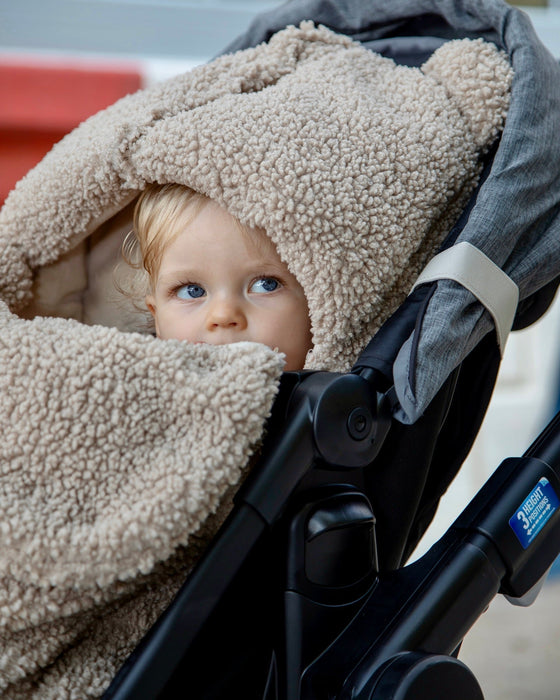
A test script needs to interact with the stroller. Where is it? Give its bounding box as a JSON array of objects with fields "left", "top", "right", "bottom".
[
  {"left": 98, "top": 1, "right": 560, "bottom": 698},
  {"left": 1, "top": 1, "right": 560, "bottom": 699}
]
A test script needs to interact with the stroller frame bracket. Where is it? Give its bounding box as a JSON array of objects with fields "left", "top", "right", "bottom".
[{"left": 300, "top": 412, "right": 560, "bottom": 699}]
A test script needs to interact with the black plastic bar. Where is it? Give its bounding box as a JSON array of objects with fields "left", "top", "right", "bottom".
[
  {"left": 451, "top": 409, "right": 560, "bottom": 597},
  {"left": 238, "top": 397, "right": 316, "bottom": 524},
  {"left": 302, "top": 528, "right": 504, "bottom": 699},
  {"left": 103, "top": 505, "right": 267, "bottom": 700},
  {"left": 346, "top": 536, "right": 505, "bottom": 700},
  {"left": 524, "top": 409, "right": 560, "bottom": 466}
]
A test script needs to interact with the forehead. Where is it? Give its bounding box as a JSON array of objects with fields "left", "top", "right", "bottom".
[
  {"left": 175, "top": 201, "right": 276, "bottom": 252},
  {"left": 158, "top": 199, "right": 286, "bottom": 273}
]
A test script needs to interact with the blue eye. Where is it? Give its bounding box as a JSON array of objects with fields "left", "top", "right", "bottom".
[
  {"left": 177, "top": 284, "right": 206, "bottom": 300},
  {"left": 251, "top": 277, "right": 280, "bottom": 294}
]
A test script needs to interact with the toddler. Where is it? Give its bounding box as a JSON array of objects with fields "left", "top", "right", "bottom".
[{"left": 126, "top": 183, "right": 313, "bottom": 370}]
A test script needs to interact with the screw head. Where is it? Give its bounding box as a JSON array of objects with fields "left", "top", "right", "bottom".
[{"left": 347, "top": 407, "right": 373, "bottom": 441}]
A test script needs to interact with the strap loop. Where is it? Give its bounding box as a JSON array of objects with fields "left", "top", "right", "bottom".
[{"left": 412, "top": 242, "right": 519, "bottom": 355}]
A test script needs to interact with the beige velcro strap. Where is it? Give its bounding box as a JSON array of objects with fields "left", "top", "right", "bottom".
[{"left": 412, "top": 241, "right": 519, "bottom": 355}]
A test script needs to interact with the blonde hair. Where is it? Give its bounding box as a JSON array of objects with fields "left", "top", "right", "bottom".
[
  {"left": 118, "top": 183, "right": 273, "bottom": 306},
  {"left": 127, "top": 183, "right": 205, "bottom": 276},
  {"left": 115, "top": 183, "right": 207, "bottom": 308}
]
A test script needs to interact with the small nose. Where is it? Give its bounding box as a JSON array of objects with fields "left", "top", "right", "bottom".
[{"left": 206, "top": 296, "right": 247, "bottom": 332}]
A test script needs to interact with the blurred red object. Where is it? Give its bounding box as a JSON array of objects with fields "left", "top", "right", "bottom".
[{"left": 0, "top": 61, "right": 142, "bottom": 205}]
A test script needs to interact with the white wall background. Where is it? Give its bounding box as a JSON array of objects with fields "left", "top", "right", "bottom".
[{"left": 2, "top": 3, "right": 559, "bottom": 78}]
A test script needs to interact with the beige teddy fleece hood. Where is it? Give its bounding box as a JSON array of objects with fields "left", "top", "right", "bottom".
[{"left": 0, "top": 23, "right": 511, "bottom": 698}]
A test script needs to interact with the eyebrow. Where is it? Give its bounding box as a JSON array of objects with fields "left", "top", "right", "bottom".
[{"left": 159, "top": 258, "right": 287, "bottom": 280}]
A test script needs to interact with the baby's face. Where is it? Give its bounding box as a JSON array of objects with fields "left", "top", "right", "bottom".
[{"left": 146, "top": 200, "right": 312, "bottom": 370}]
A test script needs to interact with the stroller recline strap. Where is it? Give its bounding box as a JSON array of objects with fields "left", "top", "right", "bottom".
[{"left": 411, "top": 241, "right": 519, "bottom": 355}]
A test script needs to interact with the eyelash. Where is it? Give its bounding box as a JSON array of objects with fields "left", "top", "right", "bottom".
[
  {"left": 168, "top": 283, "right": 191, "bottom": 299},
  {"left": 250, "top": 275, "right": 283, "bottom": 292},
  {"left": 168, "top": 275, "right": 284, "bottom": 298}
]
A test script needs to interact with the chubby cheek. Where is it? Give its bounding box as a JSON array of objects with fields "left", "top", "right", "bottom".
[
  {"left": 282, "top": 327, "right": 313, "bottom": 370},
  {"left": 261, "top": 310, "right": 312, "bottom": 371},
  {"left": 155, "top": 307, "right": 200, "bottom": 343}
]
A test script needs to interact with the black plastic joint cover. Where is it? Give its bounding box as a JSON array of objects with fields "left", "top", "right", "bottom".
[{"left": 312, "top": 374, "right": 391, "bottom": 467}]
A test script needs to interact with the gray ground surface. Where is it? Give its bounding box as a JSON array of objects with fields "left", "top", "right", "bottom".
[{"left": 460, "top": 575, "right": 560, "bottom": 700}]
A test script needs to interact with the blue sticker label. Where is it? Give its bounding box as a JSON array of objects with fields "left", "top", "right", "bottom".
[{"left": 509, "top": 477, "right": 560, "bottom": 549}]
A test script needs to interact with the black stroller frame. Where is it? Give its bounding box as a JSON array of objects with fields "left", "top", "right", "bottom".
[
  {"left": 102, "top": 1, "right": 560, "bottom": 697},
  {"left": 104, "top": 353, "right": 560, "bottom": 700}
]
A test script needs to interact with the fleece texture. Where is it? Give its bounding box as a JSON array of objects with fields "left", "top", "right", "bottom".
[
  {"left": 0, "top": 307, "right": 282, "bottom": 697},
  {"left": 0, "top": 22, "right": 511, "bottom": 698}
]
